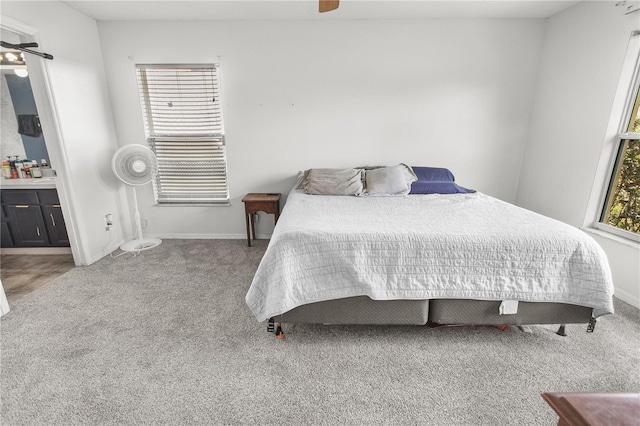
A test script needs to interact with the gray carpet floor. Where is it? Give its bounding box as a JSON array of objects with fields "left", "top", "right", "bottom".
[{"left": 1, "top": 239, "right": 639, "bottom": 425}]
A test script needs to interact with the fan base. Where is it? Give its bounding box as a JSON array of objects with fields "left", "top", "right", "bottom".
[{"left": 120, "top": 238, "right": 162, "bottom": 252}]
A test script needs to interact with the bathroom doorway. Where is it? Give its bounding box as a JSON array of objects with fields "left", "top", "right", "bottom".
[{"left": 0, "top": 21, "right": 77, "bottom": 305}]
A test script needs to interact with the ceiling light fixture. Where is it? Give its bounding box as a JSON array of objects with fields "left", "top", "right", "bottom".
[
  {"left": 5, "top": 52, "right": 18, "bottom": 62},
  {"left": 0, "top": 50, "right": 26, "bottom": 66},
  {"left": 14, "top": 68, "right": 28, "bottom": 78}
]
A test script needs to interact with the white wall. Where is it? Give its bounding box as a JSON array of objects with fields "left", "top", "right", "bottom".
[
  {"left": 516, "top": 1, "right": 640, "bottom": 307},
  {"left": 98, "top": 19, "right": 544, "bottom": 238},
  {"left": 1, "top": 1, "right": 130, "bottom": 264}
]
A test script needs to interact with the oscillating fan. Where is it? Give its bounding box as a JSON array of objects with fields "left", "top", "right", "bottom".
[{"left": 111, "top": 145, "right": 162, "bottom": 252}]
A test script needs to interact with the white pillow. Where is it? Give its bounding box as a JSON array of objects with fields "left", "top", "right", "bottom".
[
  {"left": 365, "top": 164, "right": 417, "bottom": 196},
  {"left": 303, "top": 168, "right": 364, "bottom": 196}
]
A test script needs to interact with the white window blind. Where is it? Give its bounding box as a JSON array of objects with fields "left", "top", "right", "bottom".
[{"left": 136, "top": 64, "right": 229, "bottom": 204}]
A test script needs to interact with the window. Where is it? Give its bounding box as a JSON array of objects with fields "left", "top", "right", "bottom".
[
  {"left": 601, "top": 86, "right": 640, "bottom": 235},
  {"left": 599, "top": 34, "right": 640, "bottom": 239},
  {"left": 136, "top": 64, "right": 229, "bottom": 204}
]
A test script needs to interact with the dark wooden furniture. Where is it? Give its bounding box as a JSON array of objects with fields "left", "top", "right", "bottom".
[
  {"left": 242, "top": 193, "right": 281, "bottom": 247},
  {"left": 1, "top": 189, "right": 69, "bottom": 248},
  {"left": 541, "top": 392, "right": 640, "bottom": 426}
]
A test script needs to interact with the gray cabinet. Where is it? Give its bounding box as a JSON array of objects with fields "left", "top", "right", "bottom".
[
  {"left": 0, "top": 189, "right": 70, "bottom": 248},
  {"left": 5, "top": 204, "right": 49, "bottom": 246},
  {"left": 1, "top": 220, "right": 13, "bottom": 247},
  {"left": 42, "top": 205, "right": 69, "bottom": 246}
]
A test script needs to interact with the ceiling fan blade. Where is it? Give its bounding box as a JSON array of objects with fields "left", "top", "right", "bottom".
[{"left": 319, "top": 0, "right": 339, "bottom": 13}]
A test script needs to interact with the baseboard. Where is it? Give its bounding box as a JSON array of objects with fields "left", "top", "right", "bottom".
[
  {"left": 614, "top": 288, "right": 640, "bottom": 309},
  {"left": 85, "top": 238, "right": 128, "bottom": 265}
]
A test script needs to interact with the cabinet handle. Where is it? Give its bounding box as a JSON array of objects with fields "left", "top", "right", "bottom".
[
  {"left": 36, "top": 226, "right": 40, "bottom": 236},
  {"left": 50, "top": 213, "right": 56, "bottom": 226},
  {"left": 53, "top": 204, "right": 61, "bottom": 208},
  {"left": 15, "top": 205, "right": 29, "bottom": 208}
]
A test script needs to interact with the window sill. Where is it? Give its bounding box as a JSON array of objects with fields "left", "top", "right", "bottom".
[
  {"left": 154, "top": 202, "right": 231, "bottom": 207},
  {"left": 582, "top": 225, "right": 640, "bottom": 249}
]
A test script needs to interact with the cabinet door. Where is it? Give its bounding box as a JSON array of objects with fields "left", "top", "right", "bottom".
[
  {"left": 1, "top": 221, "right": 13, "bottom": 247},
  {"left": 6, "top": 205, "right": 49, "bottom": 246},
  {"left": 42, "top": 205, "right": 70, "bottom": 247}
]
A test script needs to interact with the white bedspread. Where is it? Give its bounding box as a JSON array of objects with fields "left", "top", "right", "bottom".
[{"left": 245, "top": 190, "right": 614, "bottom": 322}]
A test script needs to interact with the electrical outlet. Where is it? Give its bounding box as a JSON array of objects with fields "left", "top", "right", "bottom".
[{"left": 104, "top": 213, "right": 114, "bottom": 231}]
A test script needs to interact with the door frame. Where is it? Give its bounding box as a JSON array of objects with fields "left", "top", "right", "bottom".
[{"left": 1, "top": 15, "right": 85, "bottom": 265}]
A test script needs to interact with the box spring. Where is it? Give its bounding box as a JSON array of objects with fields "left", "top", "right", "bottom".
[{"left": 274, "top": 297, "right": 592, "bottom": 326}]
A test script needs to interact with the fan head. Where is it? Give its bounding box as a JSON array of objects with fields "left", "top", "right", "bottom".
[{"left": 112, "top": 145, "right": 158, "bottom": 186}]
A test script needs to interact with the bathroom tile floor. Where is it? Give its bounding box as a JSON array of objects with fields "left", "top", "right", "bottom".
[{"left": 1, "top": 255, "right": 75, "bottom": 302}]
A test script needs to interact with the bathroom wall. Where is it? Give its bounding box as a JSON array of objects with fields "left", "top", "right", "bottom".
[{"left": 3, "top": 73, "right": 50, "bottom": 166}]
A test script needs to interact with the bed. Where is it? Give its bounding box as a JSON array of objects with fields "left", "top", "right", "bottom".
[{"left": 245, "top": 165, "right": 614, "bottom": 336}]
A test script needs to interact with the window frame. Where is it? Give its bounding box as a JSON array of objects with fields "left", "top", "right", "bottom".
[
  {"left": 592, "top": 31, "right": 640, "bottom": 243},
  {"left": 135, "top": 63, "right": 230, "bottom": 206}
]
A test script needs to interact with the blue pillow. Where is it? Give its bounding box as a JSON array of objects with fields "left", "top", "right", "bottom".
[{"left": 409, "top": 167, "right": 475, "bottom": 194}]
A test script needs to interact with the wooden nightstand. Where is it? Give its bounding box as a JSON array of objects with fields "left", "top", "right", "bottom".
[
  {"left": 242, "top": 193, "right": 281, "bottom": 247},
  {"left": 541, "top": 392, "right": 640, "bottom": 426}
]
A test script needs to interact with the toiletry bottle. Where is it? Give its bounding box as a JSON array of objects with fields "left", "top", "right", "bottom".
[
  {"left": 31, "top": 160, "right": 42, "bottom": 178},
  {"left": 40, "top": 159, "right": 51, "bottom": 177},
  {"left": 15, "top": 158, "right": 24, "bottom": 178},
  {"left": 9, "top": 158, "right": 18, "bottom": 179},
  {"left": 23, "top": 159, "right": 30, "bottom": 178},
  {"left": 2, "top": 160, "right": 11, "bottom": 179}
]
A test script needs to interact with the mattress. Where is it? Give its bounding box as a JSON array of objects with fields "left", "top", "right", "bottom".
[{"left": 245, "top": 189, "right": 614, "bottom": 323}]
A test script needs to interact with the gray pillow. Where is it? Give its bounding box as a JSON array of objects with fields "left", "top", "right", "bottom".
[
  {"left": 365, "top": 164, "right": 417, "bottom": 196},
  {"left": 303, "top": 168, "right": 364, "bottom": 196}
]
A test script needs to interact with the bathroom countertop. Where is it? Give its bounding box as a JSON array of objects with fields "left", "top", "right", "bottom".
[{"left": 0, "top": 177, "right": 57, "bottom": 189}]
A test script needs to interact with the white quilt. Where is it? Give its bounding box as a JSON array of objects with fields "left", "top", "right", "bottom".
[{"left": 245, "top": 190, "right": 614, "bottom": 322}]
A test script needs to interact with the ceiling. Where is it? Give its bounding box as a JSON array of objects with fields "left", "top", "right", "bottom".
[{"left": 60, "top": 0, "right": 583, "bottom": 21}]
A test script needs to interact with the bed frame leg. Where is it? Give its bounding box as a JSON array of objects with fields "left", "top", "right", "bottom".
[
  {"left": 267, "top": 318, "right": 285, "bottom": 339},
  {"left": 556, "top": 324, "right": 567, "bottom": 337},
  {"left": 275, "top": 323, "right": 285, "bottom": 339},
  {"left": 587, "top": 317, "right": 596, "bottom": 333}
]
